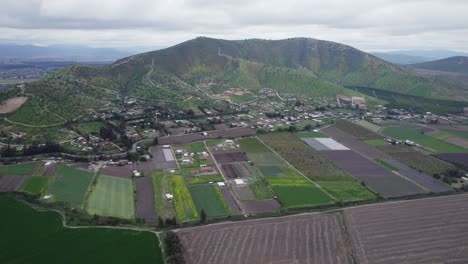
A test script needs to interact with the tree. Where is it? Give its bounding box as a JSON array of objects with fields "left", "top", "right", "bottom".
[
  {"left": 288, "top": 125, "right": 297, "bottom": 133},
  {"left": 200, "top": 209, "right": 207, "bottom": 223},
  {"left": 158, "top": 216, "right": 164, "bottom": 229}
]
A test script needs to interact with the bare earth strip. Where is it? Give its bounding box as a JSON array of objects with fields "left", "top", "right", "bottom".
[
  {"left": 0, "top": 96, "right": 27, "bottom": 114},
  {"left": 42, "top": 163, "right": 57, "bottom": 177},
  {"left": 220, "top": 188, "right": 242, "bottom": 214},
  {"left": 345, "top": 194, "right": 468, "bottom": 264},
  {"left": 0, "top": 176, "right": 26, "bottom": 191},
  {"left": 446, "top": 137, "right": 468, "bottom": 149},
  {"left": 178, "top": 213, "right": 350, "bottom": 264},
  {"left": 241, "top": 200, "right": 281, "bottom": 213},
  {"left": 135, "top": 177, "right": 157, "bottom": 223}
]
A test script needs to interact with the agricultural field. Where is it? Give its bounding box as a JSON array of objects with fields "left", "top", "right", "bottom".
[
  {"left": 322, "top": 126, "right": 451, "bottom": 193},
  {"left": 364, "top": 139, "right": 387, "bottom": 147},
  {"left": 0, "top": 196, "right": 163, "bottom": 264},
  {"left": 435, "top": 153, "right": 468, "bottom": 170},
  {"left": 71, "top": 121, "right": 105, "bottom": 135},
  {"left": 345, "top": 194, "right": 468, "bottom": 264},
  {"left": 355, "top": 120, "right": 382, "bottom": 133},
  {"left": 259, "top": 133, "right": 376, "bottom": 201},
  {"left": 178, "top": 213, "right": 351, "bottom": 264},
  {"left": 0, "top": 175, "right": 26, "bottom": 191},
  {"left": 20, "top": 176, "right": 49, "bottom": 194},
  {"left": 335, "top": 119, "right": 382, "bottom": 139},
  {"left": 0, "top": 162, "right": 38, "bottom": 176},
  {"left": 268, "top": 177, "right": 334, "bottom": 208},
  {"left": 296, "top": 131, "right": 326, "bottom": 138},
  {"left": 169, "top": 176, "right": 198, "bottom": 223},
  {"left": 47, "top": 165, "right": 94, "bottom": 206},
  {"left": 150, "top": 170, "right": 176, "bottom": 220},
  {"left": 135, "top": 177, "right": 156, "bottom": 223},
  {"left": 188, "top": 184, "right": 230, "bottom": 218},
  {"left": 86, "top": 175, "right": 135, "bottom": 219},
  {"left": 383, "top": 126, "right": 467, "bottom": 153},
  {"left": 240, "top": 137, "right": 334, "bottom": 207},
  {"left": 377, "top": 144, "right": 456, "bottom": 176}
]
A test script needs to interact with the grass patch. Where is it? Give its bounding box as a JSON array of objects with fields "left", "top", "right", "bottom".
[
  {"left": 188, "top": 141, "right": 207, "bottom": 153},
  {"left": 86, "top": 175, "right": 135, "bottom": 219},
  {"left": 189, "top": 184, "right": 229, "bottom": 218},
  {"left": 268, "top": 177, "right": 333, "bottom": 207},
  {"left": 48, "top": 165, "right": 94, "bottom": 206},
  {"left": 71, "top": 121, "right": 105, "bottom": 135},
  {"left": 249, "top": 178, "right": 274, "bottom": 200},
  {"left": 0, "top": 162, "right": 37, "bottom": 176},
  {"left": 186, "top": 174, "right": 223, "bottom": 185},
  {"left": 355, "top": 120, "right": 382, "bottom": 133},
  {"left": 364, "top": 139, "right": 388, "bottom": 147},
  {"left": 335, "top": 119, "right": 382, "bottom": 140},
  {"left": 0, "top": 196, "right": 163, "bottom": 264},
  {"left": 296, "top": 131, "right": 327, "bottom": 138},
  {"left": 150, "top": 170, "right": 175, "bottom": 220},
  {"left": 315, "top": 179, "right": 377, "bottom": 201},
  {"left": 170, "top": 176, "right": 198, "bottom": 223},
  {"left": 374, "top": 158, "right": 399, "bottom": 171},
  {"left": 383, "top": 126, "right": 466, "bottom": 153},
  {"left": 20, "top": 176, "right": 48, "bottom": 194}
]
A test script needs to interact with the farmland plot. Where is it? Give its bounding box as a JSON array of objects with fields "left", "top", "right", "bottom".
[
  {"left": 178, "top": 213, "right": 350, "bottom": 264},
  {"left": 212, "top": 150, "right": 249, "bottom": 164},
  {"left": 345, "top": 194, "right": 468, "bottom": 264},
  {"left": 135, "top": 177, "right": 156, "bottom": 223},
  {"left": 158, "top": 128, "right": 255, "bottom": 144},
  {"left": 170, "top": 176, "right": 198, "bottom": 222},
  {"left": 335, "top": 119, "right": 381, "bottom": 139},
  {"left": 0, "top": 176, "right": 25, "bottom": 191},
  {"left": 48, "top": 165, "right": 94, "bottom": 206},
  {"left": 435, "top": 153, "right": 468, "bottom": 170},
  {"left": 322, "top": 126, "right": 452, "bottom": 193},
  {"left": 260, "top": 133, "right": 376, "bottom": 201},
  {"left": 150, "top": 170, "right": 176, "bottom": 220},
  {"left": 137, "top": 146, "right": 178, "bottom": 170},
  {"left": 189, "top": 184, "right": 230, "bottom": 218},
  {"left": 20, "top": 176, "right": 49, "bottom": 194},
  {"left": 0, "top": 162, "right": 37, "bottom": 176},
  {"left": 321, "top": 150, "right": 426, "bottom": 198},
  {"left": 86, "top": 175, "right": 135, "bottom": 219}
]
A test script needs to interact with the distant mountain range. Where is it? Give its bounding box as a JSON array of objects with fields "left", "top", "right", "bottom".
[
  {"left": 409, "top": 56, "right": 468, "bottom": 74},
  {"left": 372, "top": 50, "right": 468, "bottom": 65},
  {"left": 0, "top": 44, "right": 139, "bottom": 62},
  {"left": 1, "top": 37, "right": 467, "bottom": 123}
]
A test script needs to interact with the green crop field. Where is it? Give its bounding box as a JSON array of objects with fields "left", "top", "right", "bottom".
[
  {"left": 268, "top": 177, "right": 333, "bottom": 208},
  {"left": 86, "top": 175, "right": 135, "bottom": 219},
  {"left": 0, "top": 162, "right": 37, "bottom": 176},
  {"left": 0, "top": 196, "right": 163, "bottom": 264},
  {"left": 189, "top": 141, "right": 207, "bottom": 153},
  {"left": 20, "top": 176, "right": 49, "bottom": 194},
  {"left": 170, "top": 176, "right": 198, "bottom": 223},
  {"left": 71, "top": 121, "right": 105, "bottom": 135},
  {"left": 296, "top": 131, "right": 327, "bottom": 138},
  {"left": 335, "top": 119, "right": 382, "bottom": 140},
  {"left": 239, "top": 138, "right": 283, "bottom": 165},
  {"left": 189, "top": 184, "right": 229, "bottom": 218},
  {"left": 355, "top": 120, "right": 382, "bottom": 133},
  {"left": 48, "top": 165, "right": 94, "bottom": 206},
  {"left": 364, "top": 139, "right": 388, "bottom": 147},
  {"left": 260, "top": 133, "right": 376, "bottom": 201},
  {"left": 383, "top": 126, "right": 467, "bottom": 153},
  {"left": 186, "top": 174, "right": 223, "bottom": 185},
  {"left": 258, "top": 165, "right": 284, "bottom": 177},
  {"left": 315, "top": 179, "right": 377, "bottom": 202},
  {"left": 374, "top": 159, "right": 399, "bottom": 171},
  {"left": 150, "top": 170, "right": 176, "bottom": 220}
]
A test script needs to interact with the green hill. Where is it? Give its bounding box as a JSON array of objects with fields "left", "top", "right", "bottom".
[
  {"left": 409, "top": 56, "right": 468, "bottom": 74},
  {"left": 1, "top": 37, "right": 468, "bottom": 125}
]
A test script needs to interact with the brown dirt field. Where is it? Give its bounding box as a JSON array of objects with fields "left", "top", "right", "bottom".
[
  {"left": 101, "top": 165, "right": 135, "bottom": 178},
  {"left": 435, "top": 153, "right": 468, "bottom": 170},
  {"left": 446, "top": 137, "right": 468, "bottom": 148},
  {"left": 213, "top": 151, "right": 248, "bottom": 164},
  {"left": 0, "top": 97, "right": 28, "bottom": 114},
  {"left": 42, "top": 163, "right": 57, "bottom": 176},
  {"left": 232, "top": 185, "right": 256, "bottom": 200},
  {"left": 159, "top": 128, "right": 255, "bottom": 144},
  {"left": 220, "top": 188, "right": 241, "bottom": 214},
  {"left": 136, "top": 146, "right": 177, "bottom": 170},
  {"left": 322, "top": 126, "right": 451, "bottom": 193},
  {"left": 0, "top": 175, "right": 25, "bottom": 191},
  {"left": 221, "top": 164, "right": 241, "bottom": 178},
  {"left": 178, "top": 213, "right": 351, "bottom": 264},
  {"left": 135, "top": 177, "right": 156, "bottom": 223},
  {"left": 321, "top": 150, "right": 426, "bottom": 198},
  {"left": 345, "top": 194, "right": 468, "bottom": 264},
  {"left": 241, "top": 199, "right": 281, "bottom": 213}
]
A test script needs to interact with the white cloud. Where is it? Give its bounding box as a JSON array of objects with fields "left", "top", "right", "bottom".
[{"left": 0, "top": 0, "right": 466, "bottom": 52}]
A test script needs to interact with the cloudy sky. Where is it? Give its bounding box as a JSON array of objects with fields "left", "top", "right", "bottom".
[{"left": 1, "top": 0, "right": 468, "bottom": 52}]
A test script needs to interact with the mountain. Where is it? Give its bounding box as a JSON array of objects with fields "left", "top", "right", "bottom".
[
  {"left": 1, "top": 37, "right": 468, "bottom": 125},
  {"left": 371, "top": 52, "right": 432, "bottom": 65},
  {"left": 0, "top": 44, "right": 135, "bottom": 61},
  {"left": 409, "top": 56, "right": 468, "bottom": 74},
  {"left": 373, "top": 50, "right": 468, "bottom": 65}
]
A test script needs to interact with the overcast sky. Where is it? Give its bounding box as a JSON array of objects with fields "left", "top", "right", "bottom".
[{"left": 1, "top": 0, "right": 468, "bottom": 52}]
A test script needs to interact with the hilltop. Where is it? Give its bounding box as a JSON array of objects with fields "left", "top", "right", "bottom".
[
  {"left": 409, "top": 56, "right": 468, "bottom": 74},
  {"left": 1, "top": 37, "right": 468, "bottom": 127}
]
